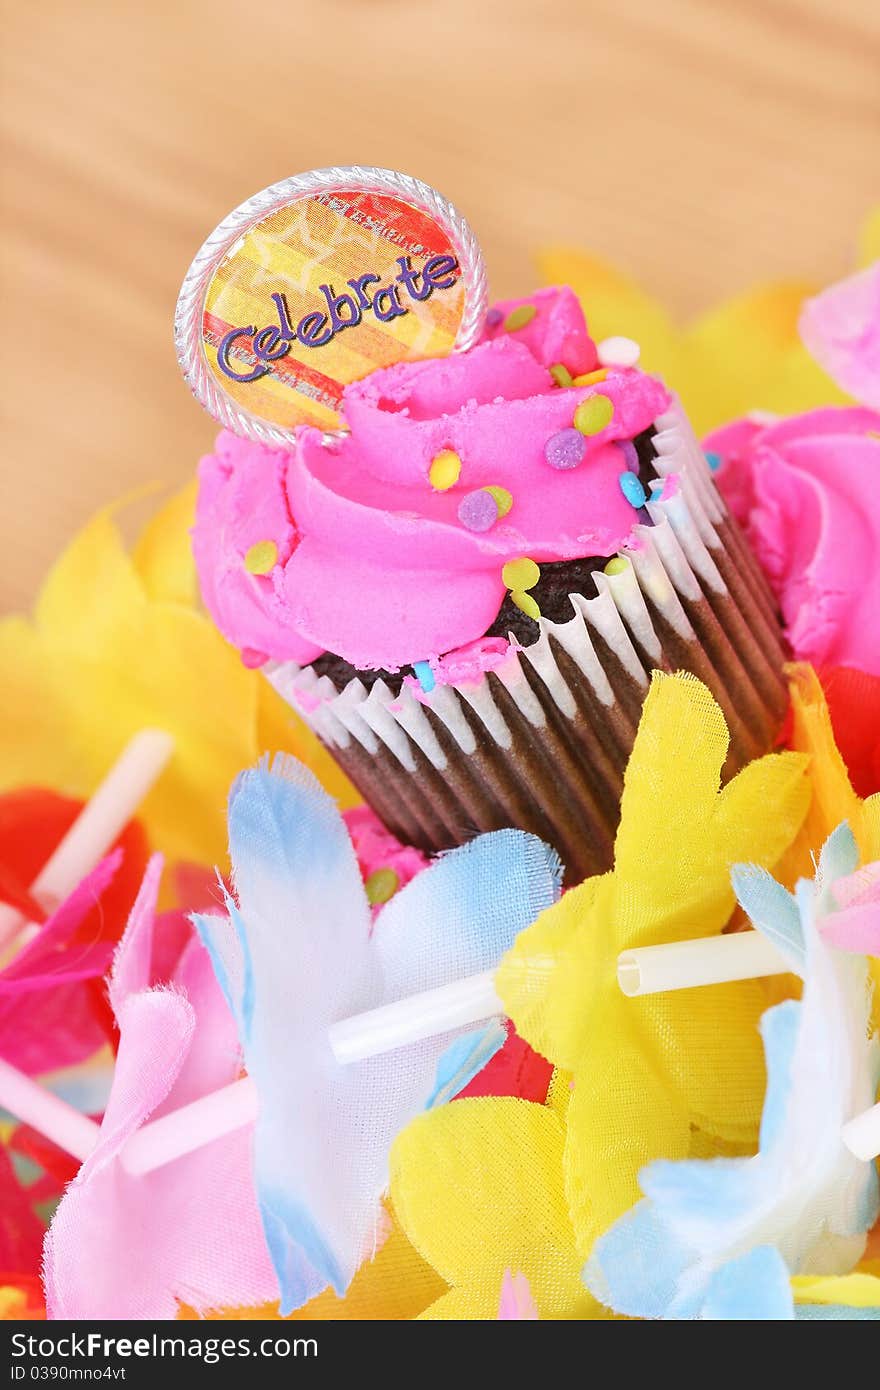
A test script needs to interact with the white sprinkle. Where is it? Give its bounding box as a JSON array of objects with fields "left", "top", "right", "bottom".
[{"left": 597, "top": 335, "right": 641, "bottom": 368}]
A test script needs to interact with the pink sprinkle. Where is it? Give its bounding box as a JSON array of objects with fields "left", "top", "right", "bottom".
[{"left": 241, "top": 647, "right": 268, "bottom": 669}]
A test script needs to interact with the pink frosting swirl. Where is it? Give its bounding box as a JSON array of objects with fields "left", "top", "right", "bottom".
[
  {"left": 710, "top": 407, "right": 880, "bottom": 676},
  {"left": 194, "top": 287, "right": 669, "bottom": 670}
]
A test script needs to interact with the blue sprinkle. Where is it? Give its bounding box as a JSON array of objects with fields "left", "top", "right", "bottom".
[
  {"left": 413, "top": 660, "right": 436, "bottom": 693},
  {"left": 705, "top": 450, "right": 723, "bottom": 472},
  {"left": 618, "top": 471, "right": 647, "bottom": 509}
]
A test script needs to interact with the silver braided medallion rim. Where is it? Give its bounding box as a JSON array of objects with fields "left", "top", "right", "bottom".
[{"left": 174, "top": 165, "right": 489, "bottom": 450}]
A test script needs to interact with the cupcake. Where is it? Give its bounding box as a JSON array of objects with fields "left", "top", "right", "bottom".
[{"left": 193, "top": 287, "right": 787, "bottom": 882}]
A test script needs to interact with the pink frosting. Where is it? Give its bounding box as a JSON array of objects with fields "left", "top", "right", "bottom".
[
  {"left": 194, "top": 287, "right": 670, "bottom": 670},
  {"left": 710, "top": 407, "right": 880, "bottom": 676},
  {"left": 343, "top": 805, "right": 427, "bottom": 909}
]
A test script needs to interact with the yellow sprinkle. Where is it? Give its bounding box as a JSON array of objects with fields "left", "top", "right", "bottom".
[
  {"left": 573, "top": 394, "right": 614, "bottom": 436},
  {"left": 550, "top": 363, "right": 573, "bottom": 387},
  {"left": 244, "top": 540, "right": 278, "bottom": 575},
  {"left": 502, "top": 557, "right": 540, "bottom": 592},
  {"left": 511, "top": 590, "right": 541, "bottom": 621},
  {"left": 604, "top": 556, "right": 629, "bottom": 576},
  {"left": 572, "top": 368, "right": 609, "bottom": 387},
  {"left": 503, "top": 304, "right": 537, "bottom": 332},
  {"left": 365, "top": 867, "right": 400, "bottom": 905},
  {"left": 483, "top": 485, "right": 513, "bottom": 517},
  {"left": 429, "top": 449, "right": 462, "bottom": 491}
]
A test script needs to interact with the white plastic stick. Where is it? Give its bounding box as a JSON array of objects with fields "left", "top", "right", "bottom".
[
  {"left": 841, "top": 1101, "right": 880, "bottom": 1162},
  {"left": 0, "top": 971, "right": 504, "bottom": 1177},
  {"left": 617, "top": 931, "right": 790, "bottom": 997},
  {"left": 121, "top": 1077, "right": 258, "bottom": 1177},
  {"left": 0, "top": 729, "right": 174, "bottom": 953},
  {"left": 327, "top": 969, "right": 502, "bottom": 1065},
  {"left": 0, "top": 1058, "right": 100, "bottom": 1161}
]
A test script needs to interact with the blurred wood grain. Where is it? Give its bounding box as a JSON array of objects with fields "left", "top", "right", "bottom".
[{"left": 2, "top": 0, "right": 879, "bottom": 610}]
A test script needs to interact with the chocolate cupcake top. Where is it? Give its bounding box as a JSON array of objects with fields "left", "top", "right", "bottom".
[{"left": 193, "top": 287, "right": 670, "bottom": 672}]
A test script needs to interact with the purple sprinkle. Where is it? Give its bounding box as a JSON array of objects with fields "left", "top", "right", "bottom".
[
  {"left": 458, "top": 489, "right": 499, "bottom": 532},
  {"left": 485, "top": 307, "right": 503, "bottom": 328},
  {"left": 618, "top": 440, "right": 639, "bottom": 473},
  {"left": 545, "top": 427, "right": 587, "bottom": 471}
]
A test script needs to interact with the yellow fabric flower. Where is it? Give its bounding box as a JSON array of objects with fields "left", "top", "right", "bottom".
[
  {"left": 538, "top": 207, "right": 878, "bottom": 435},
  {"left": 390, "top": 1096, "right": 606, "bottom": 1320},
  {"left": 497, "top": 672, "right": 811, "bottom": 1257},
  {"left": 0, "top": 486, "right": 355, "bottom": 869},
  {"left": 791, "top": 1273, "right": 880, "bottom": 1311}
]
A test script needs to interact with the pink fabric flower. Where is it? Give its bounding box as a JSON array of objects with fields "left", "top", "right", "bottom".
[
  {"left": 43, "top": 856, "right": 278, "bottom": 1320},
  {"left": 800, "top": 262, "right": 880, "bottom": 410},
  {"left": 0, "top": 855, "right": 120, "bottom": 1076},
  {"left": 711, "top": 407, "right": 880, "bottom": 676}
]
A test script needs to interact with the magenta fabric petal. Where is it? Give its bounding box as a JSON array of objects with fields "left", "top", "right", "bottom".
[
  {"left": 0, "top": 853, "right": 120, "bottom": 1074},
  {"left": 800, "top": 263, "right": 880, "bottom": 409},
  {"left": 43, "top": 855, "right": 278, "bottom": 1320}
]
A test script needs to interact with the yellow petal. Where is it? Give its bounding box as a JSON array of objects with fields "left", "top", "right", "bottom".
[
  {"left": 390, "top": 1097, "right": 590, "bottom": 1318},
  {"left": 497, "top": 874, "right": 611, "bottom": 1071},
  {"left": 0, "top": 497, "right": 328, "bottom": 867},
  {"left": 682, "top": 282, "right": 817, "bottom": 434},
  {"left": 644, "top": 983, "right": 768, "bottom": 1143},
  {"left": 536, "top": 249, "right": 681, "bottom": 384},
  {"left": 132, "top": 482, "right": 199, "bottom": 607},
  {"left": 786, "top": 664, "right": 880, "bottom": 863},
  {"left": 563, "top": 1031, "right": 692, "bottom": 1253},
  {"left": 791, "top": 1273, "right": 880, "bottom": 1308}
]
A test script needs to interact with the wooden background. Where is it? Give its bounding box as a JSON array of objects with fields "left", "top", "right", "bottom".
[{"left": 2, "top": 0, "right": 879, "bottom": 611}]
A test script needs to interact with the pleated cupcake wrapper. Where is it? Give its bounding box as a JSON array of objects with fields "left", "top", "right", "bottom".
[{"left": 265, "top": 399, "right": 788, "bottom": 883}]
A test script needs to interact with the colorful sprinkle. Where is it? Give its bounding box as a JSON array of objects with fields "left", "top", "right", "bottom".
[
  {"left": 458, "top": 490, "right": 499, "bottom": 532},
  {"left": 604, "top": 556, "right": 629, "bottom": 576},
  {"left": 704, "top": 450, "right": 723, "bottom": 472},
  {"left": 511, "top": 590, "right": 541, "bottom": 621},
  {"left": 502, "top": 557, "right": 540, "bottom": 592},
  {"left": 573, "top": 394, "right": 614, "bottom": 436},
  {"left": 413, "top": 660, "right": 436, "bottom": 693},
  {"left": 545, "top": 427, "right": 587, "bottom": 471},
  {"left": 572, "top": 368, "right": 608, "bottom": 387},
  {"left": 365, "top": 867, "right": 400, "bottom": 905},
  {"left": 550, "top": 363, "right": 573, "bottom": 387},
  {"left": 618, "top": 440, "right": 639, "bottom": 473},
  {"left": 485, "top": 306, "right": 503, "bottom": 328},
  {"left": 618, "top": 472, "right": 648, "bottom": 509},
  {"left": 244, "top": 540, "right": 278, "bottom": 575},
  {"left": 597, "top": 335, "right": 641, "bottom": 368},
  {"left": 503, "top": 304, "right": 537, "bottom": 332},
  {"left": 483, "top": 485, "right": 513, "bottom": 517},
  {"left": 428, "top": 449, "right": 462, "bottom": 491}
]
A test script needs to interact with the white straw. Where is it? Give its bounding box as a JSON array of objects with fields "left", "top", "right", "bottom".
[
  {"left": 841, "top": 1101, "right": 880, "bottom": 1163},
  {"left": 327, "top": 969, "right": 502, "bottom": 1065},
  {"left": 0, "top": 729, "right": 174, "bottom": 953},
  {"left": 0, "top": 1058, "right": 100, "bottom": 1162},
  {"left": 617, "top": 931, "right": 790, "bottom": 997},
  {"left": 121, "top": 1076, "right": 258, "bottom": 1177}
]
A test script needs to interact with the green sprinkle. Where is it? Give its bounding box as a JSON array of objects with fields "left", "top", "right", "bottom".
[
  {"left": 365, "top": 867, "right": 400, "bottom": 906},
  {"left": 511, "top": 590, "right": 541, "bottom": 621},
  {"left": 573, "top": 394, "right": 614, "bottom": 436},
  {"left": 504, "top": 304, "right": 537, "bottom": 332},
  {"left": 483, "top": 485, "right": 513, "bottom": 517},
  {"left": 604, "top": 556, "right": 629, "bottom": 576},
  {"left": 550, "top": 363, "right": 573, "bottom": 387},
  {"left": 244, "top": 540, "right": 278, "bottom": 575}
]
